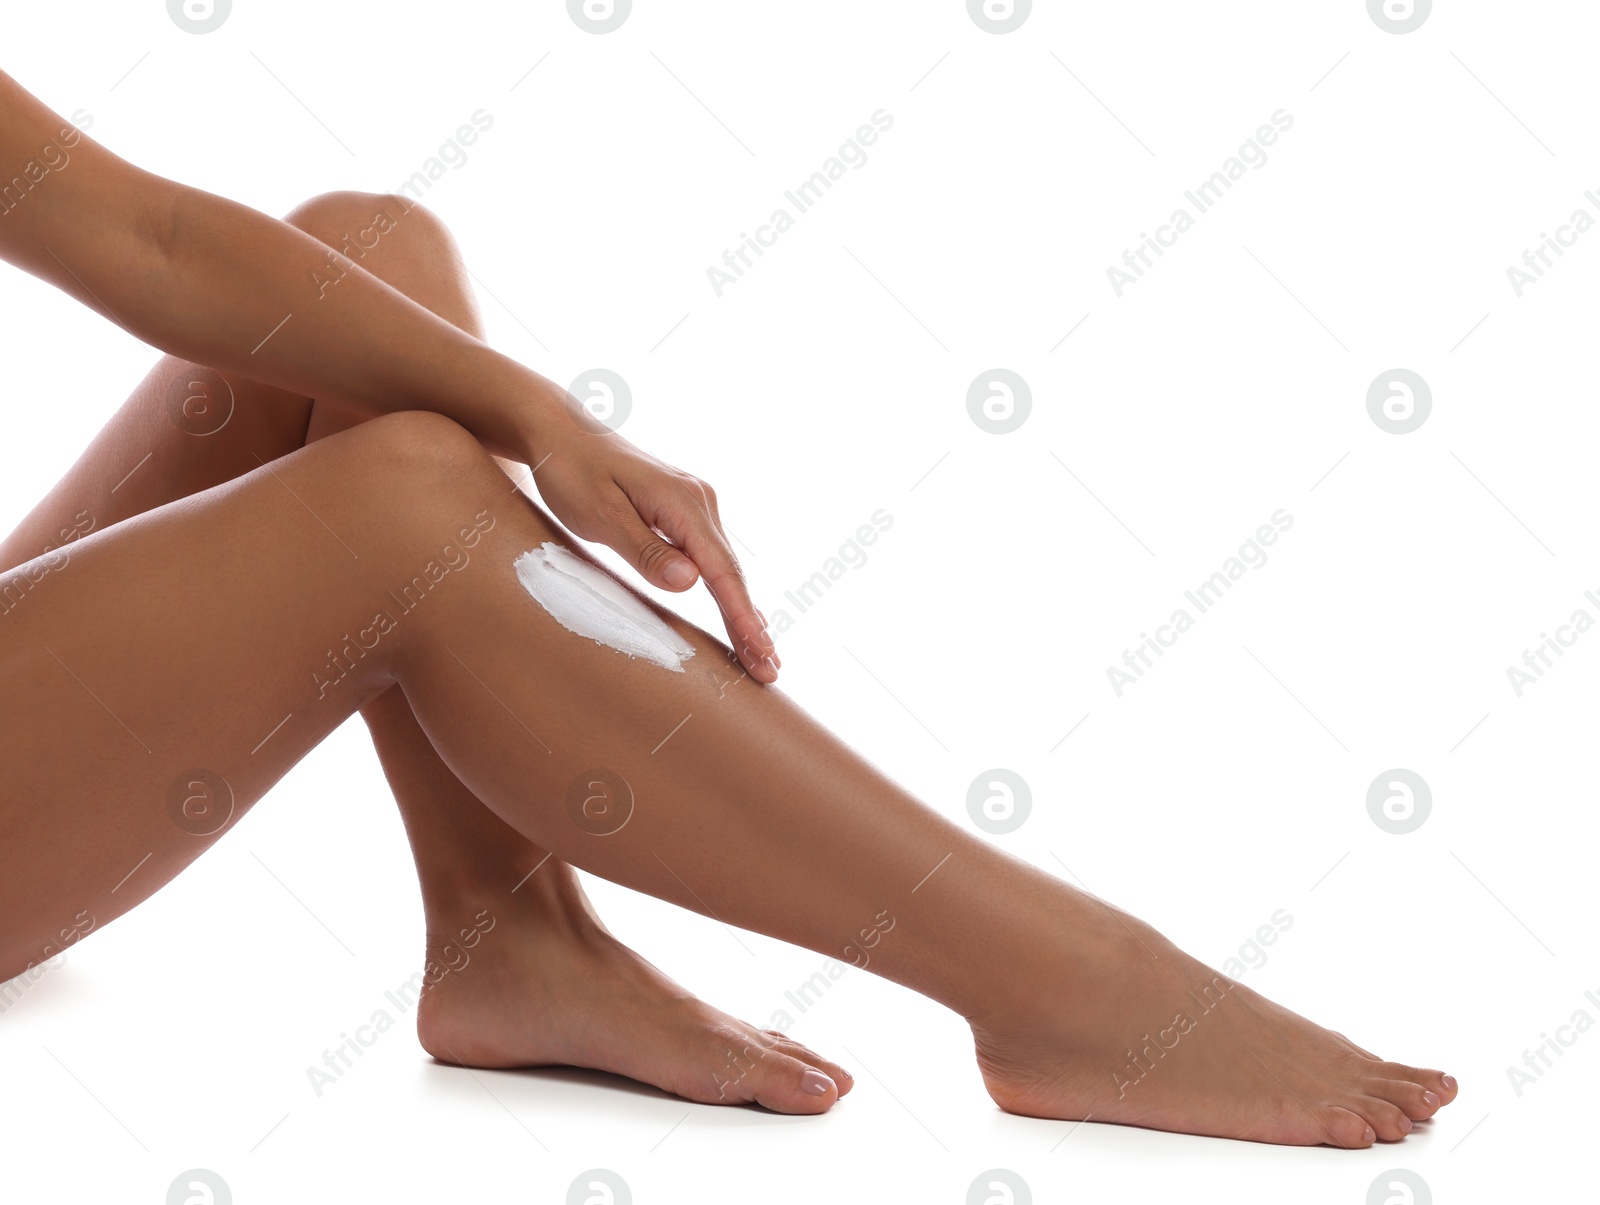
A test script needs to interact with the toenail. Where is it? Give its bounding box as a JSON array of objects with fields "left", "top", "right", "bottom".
[
  {"left": 1441, "top": 1074, "right": 1457, "bottom": 1091},
  {"left": 800, "top": 1069, "right": 833, "bottom": 1095},
  {"left": 1398, "top": 1115, "right": 1413, "bottom": 1133},
  {"left": 1362, "top": 1127, "right": 1375, "bottom": 1143},
  {"left": 1422, "top": 1090, "right": 1440, "bottom": 1107}
]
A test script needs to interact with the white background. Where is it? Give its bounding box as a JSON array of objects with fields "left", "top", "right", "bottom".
[{"left": 0, "top": 1, "right": 1593, "bottom": 1201}]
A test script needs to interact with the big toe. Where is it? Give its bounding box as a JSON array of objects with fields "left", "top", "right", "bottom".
[
  {"left": 762, "top": 1031, "right": 855, "bottom": 1097},
  {"left": 1381, "top": 1062, "right": 1458, "bottom": 1105},
  {"left": 733, "top": 1050, "right": 839, "bottom": 1114}
]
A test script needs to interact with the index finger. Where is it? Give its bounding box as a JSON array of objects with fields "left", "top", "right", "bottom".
[{"left": 655, "top": 496, "right": 776, "bottom": 683}]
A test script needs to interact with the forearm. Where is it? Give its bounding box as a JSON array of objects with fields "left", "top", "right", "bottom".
[{"left": 121, "top": 183, "right": 568, "bottom": 461}]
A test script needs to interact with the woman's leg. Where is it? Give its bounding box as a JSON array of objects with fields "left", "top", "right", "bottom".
[
  {"left": 355, "top": 686, "right": 856, "bottom": 1108},
  {"left": 0, "top": 189, "right": 850, "bottom": 1110},
  {"left": 0, "top": 408, "right": 1456, "bottom": 1144}
]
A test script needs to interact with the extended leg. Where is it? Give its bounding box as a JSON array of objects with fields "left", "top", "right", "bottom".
[{"left": 0, "top": 410, "right": 1456, "bottom": 1143}]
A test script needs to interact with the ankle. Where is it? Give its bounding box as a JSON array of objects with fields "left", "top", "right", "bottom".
[
  {"left": 420, "top": 859, "right": 599, "bottom": 950},
  {"left": 966, "top": 896, "right": 1164, "bottom": 1041},
  {"left": 420, "top": 904, "right": 500, "bottom": 976}
]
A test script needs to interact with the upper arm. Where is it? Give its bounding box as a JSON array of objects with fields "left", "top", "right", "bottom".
[{"left": 0, "top": 67, "right": 175, "bottom": 311}]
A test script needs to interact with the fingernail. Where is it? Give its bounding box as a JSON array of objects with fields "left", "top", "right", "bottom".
[
  {"left": 664, "top": 560, "right": 696, "bottom": 588},
  {"left": 1422, "top": 1090, "right": 1439, "bottom": 1107},
  {"left": 1441, "top": 1074, "right": 1457, "bottom": 1091},
  {"left": 764, "top": 655, "right": 779, "bottom": 678},
  {"left": 800, "top": 1069, "right": 833, "bottom": 1095}
]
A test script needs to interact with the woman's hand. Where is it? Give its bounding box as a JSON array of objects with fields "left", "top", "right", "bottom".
[
  {"left": 0, "top": 68, "right": 777, "bottom": 684},
  {"left": 528, "top": 421, "right": 779, "bottom": 684}
]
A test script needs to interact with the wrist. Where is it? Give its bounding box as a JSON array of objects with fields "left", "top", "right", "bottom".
[{"left": 452, "top": 343, "right": 574, "bottom": 464}]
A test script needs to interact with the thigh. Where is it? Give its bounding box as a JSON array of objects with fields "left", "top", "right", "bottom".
[
  {"left": 0, "top": 409, "right": 512, "bottom": 980},
  {"left": 0, "top": 353, "right": 314, "bottom": 573}
]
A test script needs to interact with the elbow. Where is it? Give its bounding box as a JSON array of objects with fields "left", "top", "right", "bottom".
[
  {"left": 142, "top": 177, "right": 196, "bottom": 268},
  {"left": 119, "top": 178, "right": 221, "bottom": 352}
]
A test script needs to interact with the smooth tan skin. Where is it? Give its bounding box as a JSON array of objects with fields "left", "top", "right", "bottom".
[
  {"left": 0, "top": 188, "right": 849, "bottom": 1113},
  {"left": 0, "top": 70, "right": 1460, "bottom": 1143}
]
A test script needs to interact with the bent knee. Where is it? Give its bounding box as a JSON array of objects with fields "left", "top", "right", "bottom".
[
  {"left": 282, "top": 190, "right": 477, "bottom": 335},
  {"left": 311, "top": 411, "right": 543, "bottom": 567},
  {"left": 283, "top": 190, "right": 459, "bottom": 267},
  {"left": 299, "top": 411, "right": 508, "bottom": 547},
  {"left": 304, "top": 410, "right": 501, "bottom": 518},
  {"left": 354, "top": 410, "right": 498, "bottom": 482}
]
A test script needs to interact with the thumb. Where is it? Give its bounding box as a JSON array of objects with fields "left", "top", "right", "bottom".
[{"left": 615, "top": 515, "right": 699, "bottom": 590}]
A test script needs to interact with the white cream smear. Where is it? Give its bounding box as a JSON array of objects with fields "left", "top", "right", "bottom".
[{"left": 513, "top": 542, "right": 696, "bottom": 673}]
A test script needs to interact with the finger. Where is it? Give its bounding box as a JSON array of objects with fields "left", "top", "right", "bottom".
[
  {"left": 645, "top": 487, "right": 776, "bottom": 681},
  {"left": 699, "top": 499, "right": 770, "bottom": 653},
  {"left": 605, "top": 499, "right": 703, "bottom": 595},
  {"left": 681, "top": 525, "right": 776, "bottom": 680},
  {"left": 688, "top": 499, "right": 779, "bottom": 677}
]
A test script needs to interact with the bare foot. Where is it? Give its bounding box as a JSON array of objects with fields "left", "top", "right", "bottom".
[
  {"left": 970, "top": 899, "right": 1458, "bottom": 1146},
  {"left": 414, "top": 880, "right": 853, "bottom": 1114}
]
